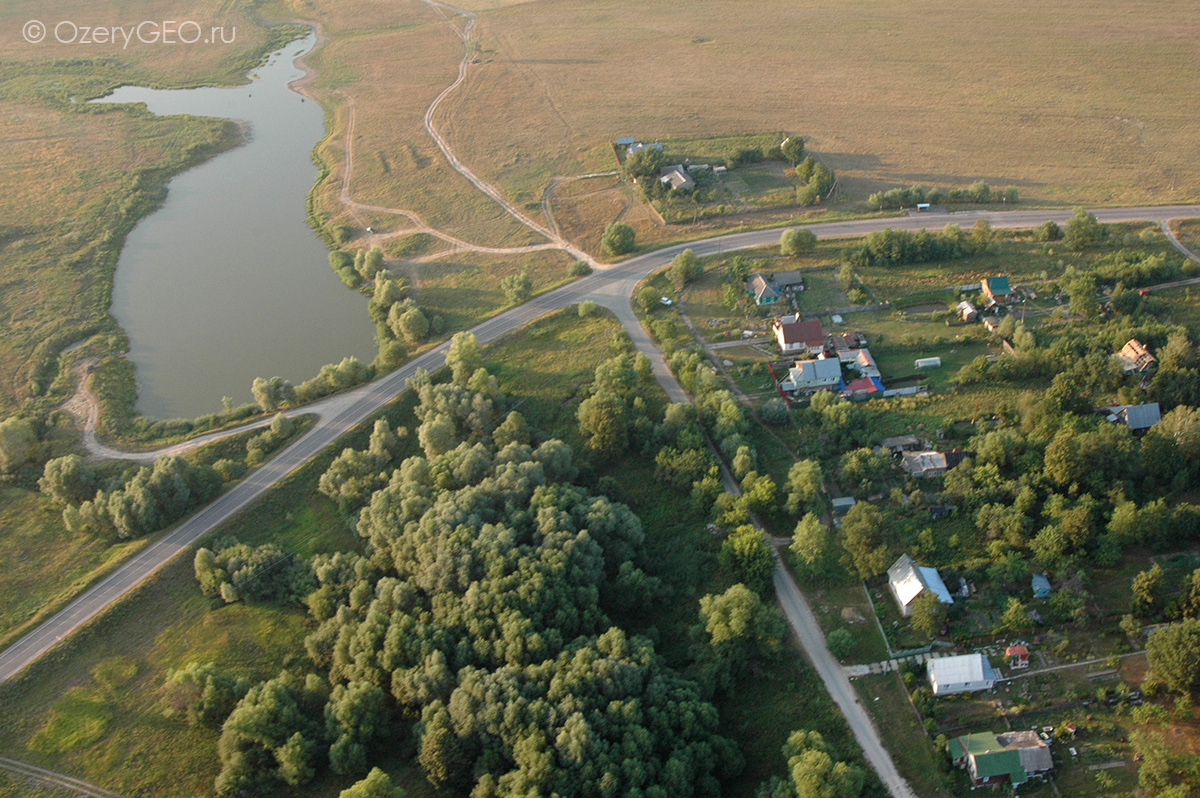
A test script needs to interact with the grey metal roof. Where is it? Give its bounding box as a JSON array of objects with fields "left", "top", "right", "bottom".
[{"left": 1119, "top": 402, "right": 1161, "bottom": 430}]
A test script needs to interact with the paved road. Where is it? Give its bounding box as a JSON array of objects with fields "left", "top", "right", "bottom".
[
  {"left": 5, "top": 204, "right": 1200, "bottom": 795},
  {"left": 6, "top": 203, "right": 1200, "bottom": 683}
]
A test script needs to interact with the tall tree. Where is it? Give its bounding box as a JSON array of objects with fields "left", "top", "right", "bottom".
[
  {"left": 601, "top": 222, "right": 636, "bottom": 256},
  {"left": 339, "top": 768, "right": 405, "bottom": 798},
  {"left": 1147, "top": 618, "right": 1200, "bottom": 699},
  {"left": 838, "top": 503, "right": 889, "bottom": 579},
  {"left": 780, "top": 228, "right": 817, "bottom": 256},
  {"left": 670, "top": 249, "right": 703, "bottom": 287},
  {"left": 785, "top": 459, "right": 824, "bottom": 515},
  {"left": 1064, "top": 206, "right": 1104, "bottom": 250},
  {"left": 0, "top": 416, "right": 36, "bottom": 472}
]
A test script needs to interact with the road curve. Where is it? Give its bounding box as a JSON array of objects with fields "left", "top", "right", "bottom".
[
  {"left": 11, "top": 203, "right": 1200, "bottom": 688},
  {"left": 5, "top": 205, "right": 1200, "bottom": 798}
]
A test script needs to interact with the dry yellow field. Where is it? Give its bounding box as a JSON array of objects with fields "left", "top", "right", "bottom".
[
  {"left": 276, "top": 0, "right": 1200, "bottom": 256},
  {"left": 463, "top": 0, "right": 1200, "bottom": 208}
]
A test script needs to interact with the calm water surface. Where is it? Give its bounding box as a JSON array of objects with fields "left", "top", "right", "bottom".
[{"left": 95, "top": 34, "right": 374, "bottom": 419}]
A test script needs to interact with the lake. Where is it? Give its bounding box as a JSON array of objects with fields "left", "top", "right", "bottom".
[{"left": 95, "top": 33, "right": 375, "bottom": 420}]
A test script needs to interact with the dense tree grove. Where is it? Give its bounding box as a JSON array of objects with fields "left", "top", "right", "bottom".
[
  {"left": 177, "top": 345, "right": 799, "bottom": 796},
  {"left": 194, "top": 539, "right": 315, "bottom": 605},
  {"left": 843, "top": 223, "right": 988, "bottom": 269},
  {"left": 63, "top": 455, "right": 221, "bottom": 541},
  {"left": 866, "top": 182, "right": 1017, "bottom": 211}
]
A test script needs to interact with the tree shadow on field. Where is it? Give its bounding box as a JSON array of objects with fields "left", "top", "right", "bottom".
[
  {"left": 510, "top": 59, "right": 601, "bottom": 65},
  {"left": 876, "top": 170, "right": 1044, "bottom": 189},
  {"left": 811, "top": 151, "right": 884, "bottom": 171}
]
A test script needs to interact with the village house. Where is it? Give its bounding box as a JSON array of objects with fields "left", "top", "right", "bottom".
[
  {"left": 779, "top": 357, "right": 842, "bottom": 394},
  {"left": 772, "top": 270, "right": 805, "bottom": 293},
  {"left": 746, "top": 273, "right": 780, "bottom": 306},
  {"left": 928, "top": 653, "right": 997, "bottom": 696},
  {"left": 828, "top": 330, "right": 867, "bottom": 351},
  {"left": 1006, "top": 644, "right": 1030, "bottom": 670},
  {"left": 949, "top": 730, "right": 1053, "bottom": 786},
  {"left": 981, "top": 276, "right": 1016, "bottom": 305},
  {"left": 1114, "top": 338, "right": 1157, "bottom": 375},
  {"left": 838, "top": 347, "right": 881, "bottom": 378},
  {"left": 900, "top": 450, "right": 965, "bottom": 479},
  {"left": 887, "top": 554, "right": 954, "bottom": 617},
  {"left": 880, "top": 435, "right": 922, "bottom": 455},
  {"left": 659, "top": 164, "right": 695, "bottom": 192},
  {"left": 1106, "top": 402, "right": 1161, "bottom": 433},
  {"left": 772, "top": 316, "right": 825, "bottom": 355},
  {"left": 956, "top": 300, "right": 979, "bottom": 322},
  {"left": 842, "top": 376, "right": 881, "bottom": 398}
]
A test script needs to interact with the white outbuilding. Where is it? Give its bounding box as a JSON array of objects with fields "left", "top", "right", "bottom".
[{"left": 928, "top": 653, "right": 998, "bottom": 696}]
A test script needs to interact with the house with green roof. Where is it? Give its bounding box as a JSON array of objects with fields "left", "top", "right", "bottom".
[
  {"left": 949, "top": 730, "right": 1053, "bottom": 786},
  {"left": 981, "top": 276, "right": 1016, "bottom": 305}
]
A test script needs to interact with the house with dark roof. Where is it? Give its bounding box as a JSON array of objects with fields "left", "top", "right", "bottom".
[
  {"left": 746, "top": 273, "right": 780, "bottom": 305},
  {"left": 981, "top": 276, "right": 1015, "bottom": 304},
  {"left": 880, "top": 435, "right": 922, "bottom": 454},
  {"left": 949, "top": 730, "right": 1053, "bottom": 786},
  {"left": 772, "top": 270, "right": 805, "bottom": 291},
  {"left": 1114, "top": 338, "right": 1157, "bottom": 375},
  {"left": 1106, "top": 402, "right": 1161, "bottom": 433},
  {"left": 828, "top": 331, "right": 866, "bottom": 351},
  {"left": 772, "top": 316, "right": 824, "bottom": 354}
]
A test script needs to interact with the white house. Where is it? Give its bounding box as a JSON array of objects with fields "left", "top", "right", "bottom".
[
  {"left": 928, "top": 654, "right": 997, "bottom": 696},
  {"left": 779, "top": 357, "right": 842, "bottom": 393},
  {"left": 887, "top": 554, "right": 954, "bottom": 617}
]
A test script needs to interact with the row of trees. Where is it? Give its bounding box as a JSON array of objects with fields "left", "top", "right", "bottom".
[
  {"left": 866, "top": 182, "right": 1018, "bottom": 210},
  {"left": 844, "top": 221, "right": 993, "bottom": 268}
]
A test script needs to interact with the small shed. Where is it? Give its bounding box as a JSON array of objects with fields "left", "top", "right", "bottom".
[
  {"left": 831, "top": 497, "right": 857, "bottom": 514},
  {"left": 915, "top": 357, "right": 942, "bottom": 369},
  {"left": 1031, "top": 573, "right": 1052, "bottom": 599},
  {"left": 1006, "top": 645, "right": 1030, "bottom": 670},
  {"left": 957, "top": 301, "right": 978, "bottom": 322}
]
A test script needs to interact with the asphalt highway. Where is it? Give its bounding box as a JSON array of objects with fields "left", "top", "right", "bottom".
[{"left": 3, "top": 204, "right": 1199, "bottom": 795}]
